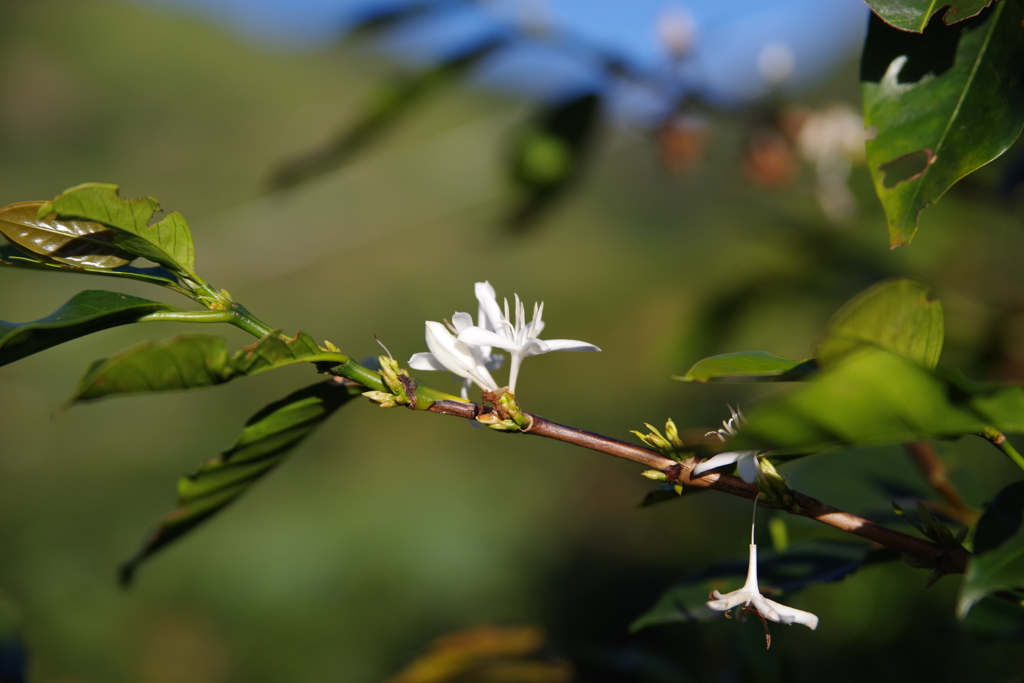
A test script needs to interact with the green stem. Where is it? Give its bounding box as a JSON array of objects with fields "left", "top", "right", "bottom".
[
  {"left": 980, "top": 427, "right": 1024, "bottom": 473},
  {"left": 227, "top": 303, "right": 275, "bottom": 338},
  {"left": 139, "top": 310, "right": 235, "bottom": 324}
]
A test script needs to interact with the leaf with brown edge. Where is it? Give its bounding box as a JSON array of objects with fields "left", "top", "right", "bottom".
[
  {"left": 68, "top": 331, "right": 348, "bottom": 404},
  {"left": 119, "top": 380, "right": 362, "bottom": 585}
]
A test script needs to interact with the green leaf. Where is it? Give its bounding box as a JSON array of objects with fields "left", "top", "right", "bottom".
[
  {"left": 69, "top": 331, "right": 348, "bottom": 404},
  {"left": 0, "top": 243, "right": 183, "bottom": 290},
  {"left": 507, "top": 92, "right": 601, "bottom": 228},
  {"left": 861, "top": 1, "right": 1024, "bottom": 246},
  {"left": 269, "top": 39, "right": 504, "bottom": 189},
  {"left": 958, "top": 523, "right": 1024, "bottom": 617},
  {"left": 119, "top": 380, "right": 361, "bottom": 584},
  {"left": 675, "top": 351, "right": 816, "bottom": 383},
  {"left": 0, "top": 200, "right": 137, "bottom": 268},
  {"left": 631, "top": 542, "right": 874, "bottom": 632},
  {"left": 817, "top": 278, "right": 944, "bottom": 369},
  {"left": 38, "top": 183, "right": 198, "bottom": 278},
  {"left": 974, "top": 481, "right": 1024, "bottom": 555},
  {"left": 864, "top": 0, "right": 999, "bottom": 32},
  {"left": 0, "top": 290, "right": 182, "bottom": 367},
  {"left": 730, "top": 348, "right": 1024, "bottom": 453}
]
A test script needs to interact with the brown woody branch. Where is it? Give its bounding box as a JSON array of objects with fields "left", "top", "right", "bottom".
[{"left": 426, "top": 400, "right": 970, "bottom": 575}]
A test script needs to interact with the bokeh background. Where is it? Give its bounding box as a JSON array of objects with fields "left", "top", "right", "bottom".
[{"left": 1, "top": 1, "right": 1023, "bottom": 681}]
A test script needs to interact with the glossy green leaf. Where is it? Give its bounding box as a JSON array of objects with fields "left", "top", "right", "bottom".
[
  {"left": 958, "top": 523, "right": 1024, "bottom": 617},
  {"left": 861, "top": 1, "right": 1024, "bottom": 245},
  {"left": 0, "top": 290, "right": 182, "bottom": 367},
  {"left": 864, "top": 0, "right": 999, "bottom": 32},
  {"left": 38, "top": 183, "right": 198, "bottom": 277},
  {"left": 817, "top": 278, "right": 944, "bottom": 369},
  {"left": 120, "top": 380, "right": 361, "bottom": 584},
  {"left": 0, "top": 243, "right": 184, "bottom": 290},
  {"left": 69, "top": 331, "right": 347, "bottom": 403},
  {"left": 631, "top": 542, "right": 874, "bottom": 631},
  {"left": 730, "top": 348, "right": 1024, "bottom": 453},
  {"left": 675, "top": 351, "right": 816, "bottom": 383},
  {"left": 270, "top": 39, "right": 504, "bottom": 189},
  {"left": 974, "top": 481, "right": 1024, "bottom": 554},
  {"left": 0, "top": 200, "right": 136, "bottom": 268},
  {"left": 507, "top": 92, "right": 601, "bottom": 228}
]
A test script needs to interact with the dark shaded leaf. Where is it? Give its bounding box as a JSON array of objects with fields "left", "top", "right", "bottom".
[
  {"left": 38, "top": 183, "right": 198, "bottom": 278},
  {"left": 507, "top": 92, "right": 602, "bottom": 229},
  {"left": 974, "top": 480, "right": 1024, "bottom": 554},
  {"left": 120, "top": 380, "right": 361, "bottom": 584},
  {"left": 961, "top": 594, "right": 1024, "bottom": 639},
  {"left": 0, "top": 200, "right": 136, "bottom": 268},
  {"left": 631, "top": 542, "right": 875, "bottom": 631},
  {"left": 958, "top": 522, "right": 1024, "bottom": 617},
  {"left": 861, "top": 1, "right": 1024, "bottom": 245},
  {"left": 270, "top": 38, "right": 505, "bottom": 189},
  {"left": 675, "top": 351, "right": 816, "bottom": 383},
  {"left": 817, "top": 278, "right": 944, "bottom": 369},
  {"left": 638, "top": 484, "right": 705, "bottom": 508},
  {"left": 69, "top": 331, "right": 347, "bottom": 404},
  {"left": 0, "top": 290, "right": 182, "bottom": 367},
  {"left": 730, "top": 348, "right": 1024, "bottom": 453},
  {"left": 864, "top": 0, "right": 998, "bottom": 32},
  {"left": 0, "top": 243, "right": 182, "bottom": 290}
]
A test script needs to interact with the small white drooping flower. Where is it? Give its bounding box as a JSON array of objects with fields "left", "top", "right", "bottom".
[
  {"left": 707, "top": 498, "right": 819, "bottom": 646},
  {"left": 692, "top": 406, "right": 762, "bottom": 483},
  {"left": 456, "top": 281, "right": 600, "bottom": 394},
  {"left": 707, "top": 543, "right": 820, "bottom": 632}
]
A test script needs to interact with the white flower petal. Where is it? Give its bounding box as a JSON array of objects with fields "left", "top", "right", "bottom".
[
  {"left": 451, "top": 311, "right": 474, "bottom": 333},
  {"left": 753, "top": 595, "right": 819, "bottom": 630},
  {"left": 692, "top": 451, "right": 742, "bottom": 476},
  {"left": 736, "top": 451, "right": 762, "bottom": 484},
  {"left": 540, "top": 339, "right": 601, "bottom": 353},
  {"left": 475, "top": 281, "right": 505, "bottom": 334},
  {"left": 458, "top": 326, "right": 521, "bottom": 352},
  {"left": 408, "top": 352, "right": 447, "bottom": 371}
]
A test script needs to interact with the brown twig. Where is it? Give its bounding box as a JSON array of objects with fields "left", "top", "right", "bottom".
[
  {"left": 426, "top": 400, "right": 970, "bottom": 575},
  {"left": 903, "top": 442, "right": 977, "bottom": 525}
]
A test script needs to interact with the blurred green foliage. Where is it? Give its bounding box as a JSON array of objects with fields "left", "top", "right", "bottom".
[{"left": 1, "top": 1, "right": 1024, "bottom": 682}]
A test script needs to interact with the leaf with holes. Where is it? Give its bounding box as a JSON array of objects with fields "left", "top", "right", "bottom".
[
  {"left": 0, "top": 290, "right": 183, "bottom": 367},
  {"left": 729, "top": 348, "right": 1024, "bottom": 453},
  {"left": 675, "top": 351, "right": 816, "bottom": 383},
  {"left": 864, "top": 0, "right": 999, "bottom": 32},
  {"left": 68, "top": 331, "right": 348, "bottom": 404},
  {"left": 817, "top": 278, "right": 944, "bottom": 369},
  {"left": 119, "top": 380, "right": 361, "bottom": 584},
  {"left": 861, "top": 1, "right": 1024, "bottom": 246},
  {"left": 38, "top": 183, "right": 198, "bottom": 278}
]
